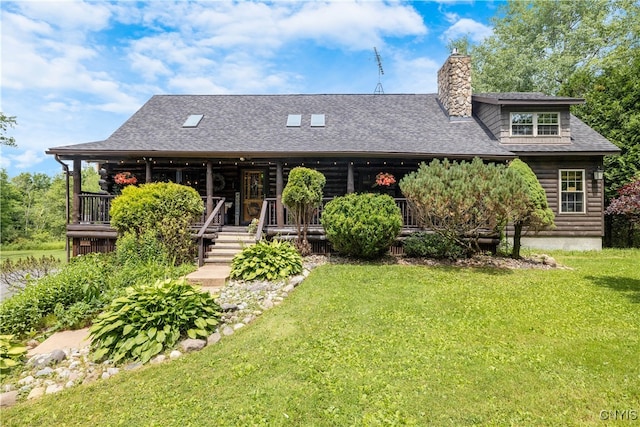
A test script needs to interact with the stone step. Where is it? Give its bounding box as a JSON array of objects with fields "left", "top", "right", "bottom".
[
  {"left": 206, "top": 248, "right": 242, "bottom": 256},
  {"left": 204, "top": 256, "right": 236, "bottom": 264},
  {"left": 185, "top": 265, "right": 231, "bottom": 289}
]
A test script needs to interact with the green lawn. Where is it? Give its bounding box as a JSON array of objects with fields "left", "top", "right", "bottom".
[
  {"left": 0, "top": 248, "right": 66, "bottom": 263},
  {"left": 3, "top": 250, "right": 639, "bottom": 426}
]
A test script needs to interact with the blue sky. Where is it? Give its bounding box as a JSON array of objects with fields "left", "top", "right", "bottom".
[{"left": 1, "top": 0, "right": 502, "bottom": 177}]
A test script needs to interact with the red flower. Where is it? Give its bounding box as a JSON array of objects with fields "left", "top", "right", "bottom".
[
  {"left": 114, "top": 172, "right": 137, "bottom": 185},
  {"left": 375, "top": 172, "right": 396, "bottom": 187}
]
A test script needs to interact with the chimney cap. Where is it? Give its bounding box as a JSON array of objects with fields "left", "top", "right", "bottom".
[{"left": 452, "top": 48, "right": 458, "bottom": 55}]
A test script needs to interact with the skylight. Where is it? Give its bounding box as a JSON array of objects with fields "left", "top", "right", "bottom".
[
  {"left": 286, "top": 114, "right": 302, "bottom": 127},
  {"left": 183, "top": 114, "right": 204, "bottom": 128},
  {"left": 311, "top": 114, "right": 325, "bottom": 127}
]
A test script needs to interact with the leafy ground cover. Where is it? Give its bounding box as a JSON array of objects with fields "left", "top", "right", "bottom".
[{"left": 3, "top": 250, "right": 639, "bottom": 426}]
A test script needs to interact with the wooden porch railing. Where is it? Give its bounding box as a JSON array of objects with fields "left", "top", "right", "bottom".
[
  {"left": 78, "top": 193, "right": 225, "bottom": 226},
  {"left": 259, "top": 197, "right": 420, "bottom": 230},
  {"left": 196, "top": 198, "right": 226, "bottom": 266},
  {"left": 79, "top": 193, "right": 116, "bottom": 224}
]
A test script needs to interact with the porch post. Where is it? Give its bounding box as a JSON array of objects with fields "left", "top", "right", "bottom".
[
  {"left": 276, "top": 161, "right": 284, "bottom": 227},
  {"left": 347, "top": 161, "right": 355, "bottom": 194},
  {"left": 206, "top": 161, "right": 213, "bottom": 215},
  {"left": 72, "top": 158, "right": 81, "bottom": 224},
  {"left": 145, "top": 159, "right": 152, "bottom": 183}
]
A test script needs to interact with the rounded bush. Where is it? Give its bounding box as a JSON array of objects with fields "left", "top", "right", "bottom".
[
  {"left": 110, "top": 182, "right": 204, "bottom": 266},
  {"left": 230, "top": 240, "right": 303, "bottom": 281},
  {"left": 321, "top": 193, "right": 402, "bottom": 259}
]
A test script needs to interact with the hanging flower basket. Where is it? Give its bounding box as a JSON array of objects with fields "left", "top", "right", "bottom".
[
  {"left": 114, "top": 172, "right": 138, "bottom": 186},
  {"left": 375, "top": 172, "right": 396, "bottom": 187}
]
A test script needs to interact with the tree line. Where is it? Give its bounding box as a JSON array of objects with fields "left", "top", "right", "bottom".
[{"left": 1, "top": 167, "right": 100, "bottom": 246}]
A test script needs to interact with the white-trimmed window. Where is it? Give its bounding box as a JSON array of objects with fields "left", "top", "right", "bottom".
[
  {"left": 560, "top": 170, "right": 585, "bottom": 213},
  {"left": 511, "top": 112, "right": 559, "bottom": 136}
]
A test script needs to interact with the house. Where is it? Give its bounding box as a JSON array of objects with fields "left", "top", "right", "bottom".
[{"left": 46, "top": 53, "right": 620, "bottom": 259}]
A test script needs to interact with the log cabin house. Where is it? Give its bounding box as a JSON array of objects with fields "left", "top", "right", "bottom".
[{"left": 46, "top": 53, "right": 620, "bottom": 261}]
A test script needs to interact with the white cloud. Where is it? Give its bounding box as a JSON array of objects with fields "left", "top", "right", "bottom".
[
  {"left": 389, "top": 53, "right": 440, "bottom": 93},
  {"left": 442, "top": 18, "right": 493, "bottom": 43},
  {"left": 3, "top": 149, "right": 45, "bottom": 170}
]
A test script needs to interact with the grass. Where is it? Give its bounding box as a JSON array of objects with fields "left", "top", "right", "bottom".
[
  {"left": 0, "top": 248, "right": 66, "bottom": 262},
  {"left": 3, "top": 249, "right": 639, "bottom": 426}
]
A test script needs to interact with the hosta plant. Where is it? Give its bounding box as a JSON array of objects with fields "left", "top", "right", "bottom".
[
  {"left": 0, "top": 334, "right": 27, "bottom": 376},
  {"left": 230, "top": 239, "right": 303, "bottom": 281},
  {"left": 89, "top": 278, "right": 221, "bottom": 364}
]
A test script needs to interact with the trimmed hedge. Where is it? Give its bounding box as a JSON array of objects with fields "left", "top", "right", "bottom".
[{"left": 321, "top": 193, "right": 402, "bottom": 259}]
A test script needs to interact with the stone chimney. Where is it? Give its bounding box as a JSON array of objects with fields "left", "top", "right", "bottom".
[{"left": 437, "top": 51, "right": 472, "bottom": 119}]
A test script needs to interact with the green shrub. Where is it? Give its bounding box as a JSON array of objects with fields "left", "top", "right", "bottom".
[
  {"left": 230, "top": 240, "right": 303, "bottom": 281},
  {"left": 0, "top": 251, "right": 196, "bottom": 337},
  {"left": 403, "top": 232, "right": 468, "bottom": 259},
  {"left": 115, "top": 230, "right": 169, "bottom": 265},
  {"left": 89, "top": 278, "right": 221, "bottom": 364},
  {"left": 53, "top": 300, "right": 103, "bottom": 331},
  {"left": 110, "top": 182, "right": 203, "bottom": 265},
  {"left": 0, "top": 334, "right": 27, "bottom": 376},
  {"left": 0, "top": 253, "right": 114, "bottom": 336},
  {"left": 321, "top": 193, "right": 402, "bottom": 259}
]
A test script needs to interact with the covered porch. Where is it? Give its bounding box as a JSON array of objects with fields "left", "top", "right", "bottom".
[{"left": 64, "top": 155, "right": 428, "bottom": 261}]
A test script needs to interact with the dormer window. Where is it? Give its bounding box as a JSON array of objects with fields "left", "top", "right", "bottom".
[{"left": 511, "top": 112, "right": 559, "bottom": 136}]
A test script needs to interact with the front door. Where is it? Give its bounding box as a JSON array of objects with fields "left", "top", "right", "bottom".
[{"left": 242, "top": 169, "right": 265, "bottom": 224}]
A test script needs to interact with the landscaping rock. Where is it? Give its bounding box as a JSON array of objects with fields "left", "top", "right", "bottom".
[
  {"left": 35, "top": 367, "right": 54, "bottom": 377},
  {"left": 27, "top": 387, "right": 45, "bottom": 400},
  {"left": 221, "top": 303, "right": 238, "bottom": 311},
  {"left": 124, "top": 362, "right": 143, "bottom": 371},
  {"left": 207, "top": 332, "right": 222, "bottom": 345},
  {"left": 221, "top": 326, "right": 234, "bottom": 336},
  {"left": 151, "top": 355, "right": 166, "bottom": 364},
  {"left": 0, "top": 390, "right": 18, "bottom": 408},
  {"left": 29, "top": 349, "right": 67, "bottom": 368},
  {"left": 18, "top": 375, "right": 35, "bottom": 386},
  {"left": 233, "top": 323, "right": 245, "bottom": 330},
  {"left": 180, "top": 339, "right": 206, "bottom": 353},
  {"left": 169, "top": 350, "right": 182, "bottom": 359},
  {"left": 46, "top": 384, "right": 64, "bottom": 394}
]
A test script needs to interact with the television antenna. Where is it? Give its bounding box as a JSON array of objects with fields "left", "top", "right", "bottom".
[{"left": 373, "top": 47, "right": 384, "bottom": 94}]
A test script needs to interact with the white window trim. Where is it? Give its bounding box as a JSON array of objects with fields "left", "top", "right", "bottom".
[
  {"left": 559, "top": 169, "right": 586, "bottom": 214},
  {"left": 510, "top": 112, "right": 560, "bottom": 137}
]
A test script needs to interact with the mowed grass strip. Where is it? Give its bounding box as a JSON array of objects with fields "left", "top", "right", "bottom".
[{"left": 3, "top": 250, "right": 639, "bottom": 426}]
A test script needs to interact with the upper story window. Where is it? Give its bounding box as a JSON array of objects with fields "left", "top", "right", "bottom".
[
  {"left": 511, "top": 112, "right": 559, "bottom": 136},
  {"left": 560, "top": 169, "right": 585, "bottom": 213}
]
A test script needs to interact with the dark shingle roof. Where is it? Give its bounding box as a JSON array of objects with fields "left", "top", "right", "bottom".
[
  {"left": 473, "top": 92, "right": 585, "bottom": 105},
  {"left": 47, "top": 94, "right": 513, "bottom": 159},
  {"left": 48, "top": 93, "right": 619, "bottom": 159}
]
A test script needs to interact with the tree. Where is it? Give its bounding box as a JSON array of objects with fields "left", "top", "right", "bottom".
[
  {"left": 400, "top": 158, "right": 529, "bottom": 254},
  {"left": 605, "top": 178, "right": 640, "bottom": 224},
  {"left": 0, "top": 169, "right": 20, "bottom": 243},
  {"left": 0, "top": 113, "right": 17, "bottom": 147},
  {"left": 10, "top": 173, "right": 51, "bottom": 239},
  {"left": 507, "top": 159, "right": 555, "bottom": 258},
  {"left": 281, "top": 167, "right": 326, "bottom": 256},
  {"left": 466, "top": 0, "right": 639, "bottom": 94},
  {"left": 564, "top": 52, "right": 640, "bottom": 200}
]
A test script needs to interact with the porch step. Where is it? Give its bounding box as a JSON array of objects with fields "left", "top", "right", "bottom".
[{"left": 203, "top": 228, "right": 255, "bottom": 265}]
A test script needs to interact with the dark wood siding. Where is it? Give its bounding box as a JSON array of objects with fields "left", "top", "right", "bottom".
[
  {"left": 473, "top": 101, "right": 501, "bottom": 138},
  {"left": 517, "top": 156, "right": 605, "bottom": 237}
]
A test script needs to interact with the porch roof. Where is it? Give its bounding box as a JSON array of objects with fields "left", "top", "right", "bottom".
[{"left": 47, "top": 94, "right": 514, "bottom": 160}]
